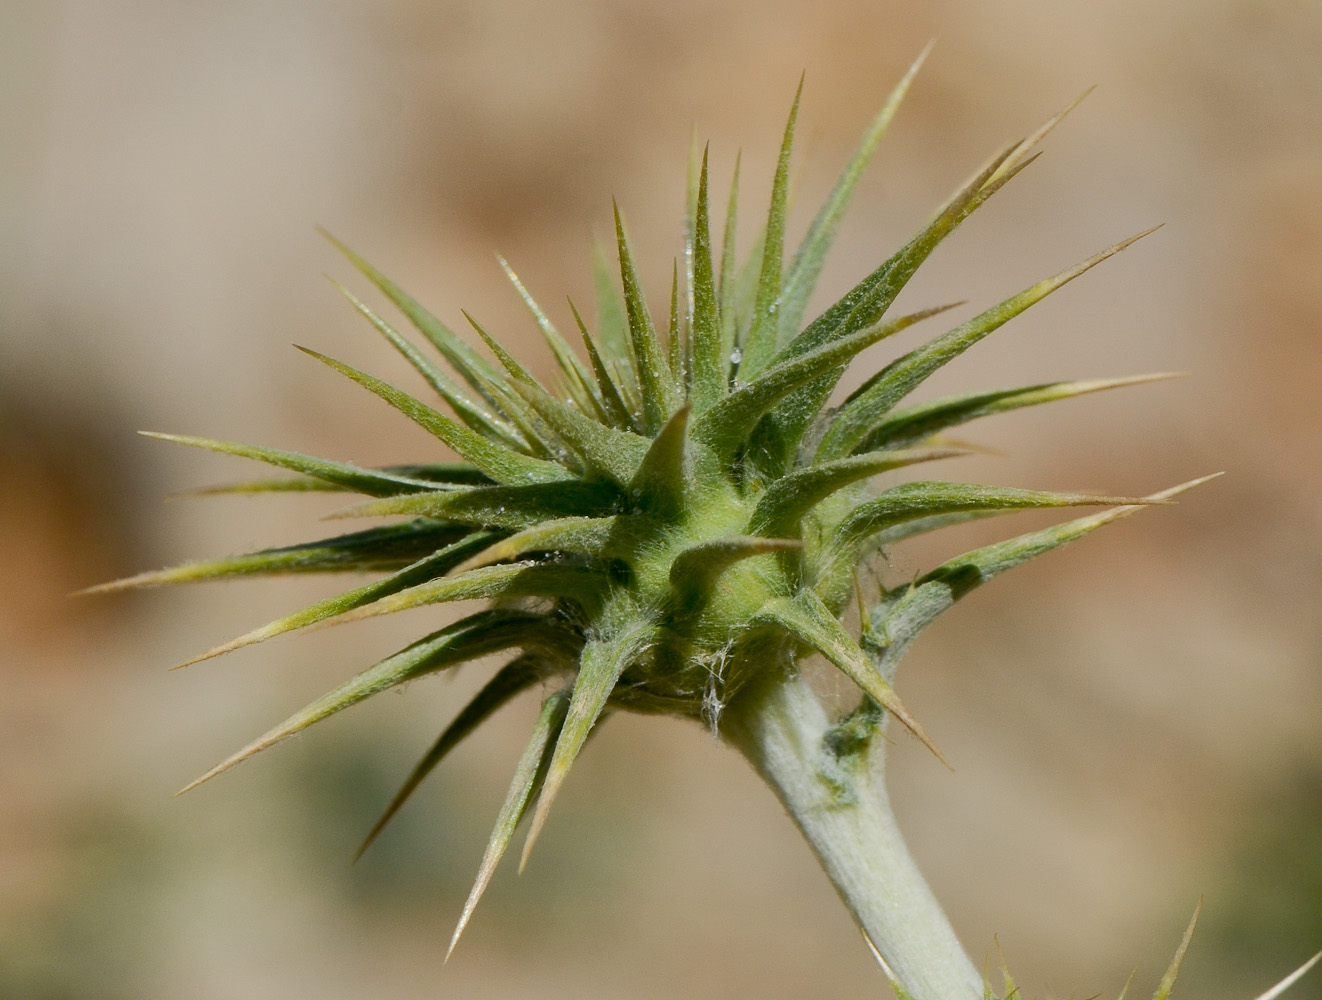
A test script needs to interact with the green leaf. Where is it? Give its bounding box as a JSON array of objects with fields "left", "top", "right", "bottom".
[
  {"left": 749, "top": 95, "right": 1086, "bottom": 457},
  {"left": 614, "top": 204, "right": 679, "bottom": 431},
  {"left": 451, "top": 516, "right": 618, "bottom": 574},
  {"left": 296, "top": 347, "right": 575, "bottom": 486},
  {"left": 508, "top": 378, "right": 652, "bottom": 488},
  {"left": 667, "top": 536, "right": 801, "bottom": 607},
  {"left": 455, "top": 313, "right": 571, "bottom": 466},
  {"left": 461, "top": 310, "right": 543, "bottom": 388},
  {"left": 730, "top": 218, "right": 768, "bottom": 357},
  {"left": 1117, "top": 971, "right": 1138, "bottom": 1000},
  {"left": 591, "top": 239, "right": 632, "bottom": 376},
  {"left": 993, "top": 87, "right": 1093, "bottom": 188},
  {"left": 321, "top": 229, "right": 506, "bottom": 407},
  {"left": 689, "top": 148, "right": 724, "bottom": 413},
  {"left": 82, "top": 520, "right": 470, "bottom": 593},
  {"left": 747, "top": 447, "right": 966, "bottom": 539},
  {"left": 778, "top": 43, "right": 930, "bottom": 340},
  {"left": 626, "top": 404, "right": 690, "bottom": 519},
  {"left": 682, "top": 131, "right": 701, "bottom": 342},
  {"left": 773, "top": 92, "right": 1093, "bottom": 373},
  {"left": 864, "top": 477, "right": 1215, "bottom": 681},
  {"left": 770, "top": 142, "right": 1017, "bottom": 370},
  {"left": 859, "top": 373, "right": 1182, "bottom": 452},
  {"left": 667, "top": 259, "right": 685, "bottom": 390},
  {"left": 520, "top": 624, "right": 655, "bottom": 867},
  {"left": 776, "top": 87, "right": 1092, "bottom": 381},
  {"left": 176, "top": 475, "right": 346, "bottom": 495},
  {"left": 1152, "top": 900, "right": 1200, "bottom": 1000},
  {"left": 355, "top": 653, "right": 556, "bottom": 863},
  {"left": 176, "top": 463, "right": 493, "bottom": 495},
  {"left": 173, "top": 531, "right": 500, "bottom": 668},
  {"left": 755, "top": 592, "right": 946, "bottom": 765},
  {"left": 330, "top": 559, "right": 610, "bottom": 627},
  {"left": 718, "top": 151, "right": 742, "bottom": 368},
  {"left": 994, "top": 938, "right": 1019, "bottom": 1000},
  {"left": 498, "top": 255, "right": 603, "bottom": 420},
  {"left": 332, "top": 280, "right": 525, "bottom": 445},
  {"left": 176, "top": 609, "right": 561, "bottom": 793},
  {"left": 870, "top": 509, "right": 1005, "bottom": 549},
  {"left": 694, "top": 303, "right": 959, "bottom": 463},
  {"left": 448, "top": 686, "right": 572, "bottom": 958},
  {"left": 140, "top": 432, "right": 451, "bottom": 498},
  {"left": 737, "top": 78, "right": 802, "bottom": 377},
  {"left": 569, "top": 299, "right": 638, "bottom": 431},
  {"left": 334, "top": 480, "right": 619, "bottom": 530},
  {"left": 815, "top": 227, "right": 1161, "bottom": 462},
  {"left": 378, "top": 463, "right": 493, "bottom": 485},
  {"left": 826, "top": 480, "right": 1159, "bottom": 574}
]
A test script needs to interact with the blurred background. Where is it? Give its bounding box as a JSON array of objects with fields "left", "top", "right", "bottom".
[{"left": 3, "top": 1, "right": 1320, "bottom": 997}]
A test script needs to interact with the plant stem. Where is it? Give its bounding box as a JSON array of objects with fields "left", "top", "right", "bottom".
[{"left": 722, "top": 667, "right": 983, "bottom": 1000}]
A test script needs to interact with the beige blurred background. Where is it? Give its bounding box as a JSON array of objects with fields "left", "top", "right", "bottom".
[{"left": 3, "top": 2, "right": 1320, "bottom": 998}]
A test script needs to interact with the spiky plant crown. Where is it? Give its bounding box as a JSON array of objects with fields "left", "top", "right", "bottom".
[{"left": 99, "top": 53, "right": 1207, "bottom": 964}]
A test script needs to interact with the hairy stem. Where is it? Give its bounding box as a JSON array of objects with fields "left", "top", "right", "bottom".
[{"left": 722, "top": 667, "right": 982, "bottom": 1000}]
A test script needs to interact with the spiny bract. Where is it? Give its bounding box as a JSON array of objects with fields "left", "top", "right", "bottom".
[{"left": 100, "top": 52, "right": 1197, "bottom": 954}]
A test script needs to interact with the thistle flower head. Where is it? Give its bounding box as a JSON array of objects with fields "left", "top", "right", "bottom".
[{"left": 98, "top": 52, "right": 1204, "bottom": 954}]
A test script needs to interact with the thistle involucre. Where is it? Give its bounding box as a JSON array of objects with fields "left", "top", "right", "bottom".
[{"left": 102, "top": 52, "right": 1200, "bottom": 959}]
